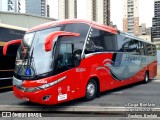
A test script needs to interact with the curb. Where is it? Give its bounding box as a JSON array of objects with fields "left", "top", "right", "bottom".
[
  {"left": 0, "top": 105, "right": 160, "bottom": 113},
  {"left": 0, "top": 105, "right": 126, "bottom": 112}
]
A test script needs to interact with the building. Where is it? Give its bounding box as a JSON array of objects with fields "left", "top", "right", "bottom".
[
  {"left": 138, "top": 23, "right": 151, "bottom": 42},
  {"left": 139, "top": 23, "right": 151, "bottom": 35},
  {"left": 86, "top": 0, "right": 110, "bottom": 25},
  {"left": 152, "top": 0, "right": 160, "bottom": 48},
  {"left": 46, "top": 4, "right": 50, "bottom": 17},
  {"left": 138, "top": 35, "right": 151, "bottom": 42},
  {"left": 123, "top": 0, "right": 139, "bottom": 36},
  {"left": 0, "top": 0, "right": 24, "bottom": 13},
  {"left": 0, "top": 11, "right": 56, "bottom": 29},
  {"left": 110, "top": 21, "right": 117, "bottom": 29},
  {"left": 139, "top": 23, "right": 147, "bottom": 35},
  {"left": 58, "top": 0, "right": 77, "bottom": 19},
  {"left": 26, "top": 0, "right": 50, "bottom": 17}
]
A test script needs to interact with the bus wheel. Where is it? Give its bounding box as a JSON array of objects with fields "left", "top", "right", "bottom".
[
  {"left": 144, "top": 72, "right": 149, "bottom": 83},
  {"left": 85, "top": 79, "right": 97, "bottom": 101}
]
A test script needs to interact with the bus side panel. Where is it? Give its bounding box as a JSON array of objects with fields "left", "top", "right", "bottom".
[
  {"left": 148, "top": 61, "right": 157, "bottom": 79},
  {"left": 81, "top": 52, "right": 157, "bottom": 94},
  {"left": 80, "top": 53, "right": 114, "bottom": 93}
]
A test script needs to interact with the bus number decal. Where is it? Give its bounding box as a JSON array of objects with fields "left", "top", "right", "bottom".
[{"left": 76, "top": 68, "right": 86, "bottom": 72}]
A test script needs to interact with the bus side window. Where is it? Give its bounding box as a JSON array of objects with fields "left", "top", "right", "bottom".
[
  {"left": 119, "top": 37, "right": 132, "bottom": 52},
  {"left": 138, "top": 41, "right": 145, "bottom": 55},
  {"left": 85, "top": 28, "right": 105, "bottom": 54},
  {"left": 119, "top": 38, "right": 142, "bottom": 55},
  {"left": 145, "top": 43, "right": 152, "bottom": 56},
  {"left": 56, "top": 43, "right": 74, "bottom": 73},
  {"left": 144, "top": 43, "right": 148, "bottom": 55},
  {"left": 151, "top": 44, "right": 156, "bottom": 56},
  {"left": 85, "top": 28, "right": 117, "bottom": 54}
]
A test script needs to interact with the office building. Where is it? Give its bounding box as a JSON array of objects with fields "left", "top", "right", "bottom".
[
  {"left": 26, "top": 0, "right": 49, "bottom": 17},
  {"left": 138, "top": 23, "right": 151, "bottom": 42},
  {"left": 139, "top": 23, "right": 151, "bottom": 35},
  {"left": 123, "top": 0, "right": 139, "bottom": 35},
  {"left": 58, "top": 0, "right": 77, "bottom": 19},
  {"left": 0, "top": 0, "right": 24, "bottom": 13},
  {"left": 86, "top": 0, "right": 110, "bottom": 25},
  {"left": 152, "top": 0, "right": 160, "bottom": 48}
]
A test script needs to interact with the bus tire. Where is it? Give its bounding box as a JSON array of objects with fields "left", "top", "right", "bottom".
[
  {"left": 85, "top": 79, "right": 97, "bottom": 101},
  {"left": 144, "top": 72, "right": 149, "bottom": 83}
]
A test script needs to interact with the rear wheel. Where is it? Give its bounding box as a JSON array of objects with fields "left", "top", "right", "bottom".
[
  {"left": 85, "top": 79, "right": 97, "bottom": 101},
  {"left": 144, "top": 72, "right": 149, "bottom": 83}
]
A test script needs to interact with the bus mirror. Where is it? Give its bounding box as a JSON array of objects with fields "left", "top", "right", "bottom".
[
  {"left": 45, "top": 31, "right": 80, "bottom": 52},
  {"left": 3, "top": 39, "right": 22, "bottom": 56}
]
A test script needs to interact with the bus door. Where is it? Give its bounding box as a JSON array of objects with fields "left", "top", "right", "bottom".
[{"left": 55, "top": 39, "right": 77, "bottom": 102}]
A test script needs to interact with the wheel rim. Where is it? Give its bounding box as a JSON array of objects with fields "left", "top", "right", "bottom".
[
  {"left": 87, "top": 82, "right": 95, "bottom": 97},
  {"left": 145, "top": 73, "right": 148, "bottom": 82}
]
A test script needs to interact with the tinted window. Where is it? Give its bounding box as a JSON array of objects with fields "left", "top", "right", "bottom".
[
  {"left": 152, "top": 45, "right": 157, "bottom": 56},
  {"left": 138, "top": 41, "right": 145, "bottom": 55},
  {"left": 63, "top": 23, "right": 90, "bottom": 52},
  {"left": 104, "top": 32, "right": 117, "bottom": 51},
  {"left": 85, "top": 28, "right": 117, "bottom": 54},
  {"left": 56, "top": 43, "right": 74, "bottom": 73},
  {"left": 118, "top": 36, "right": 138, "bottom": 53},
  {"left": 145, "top": 43, "right": 152, "bottom": 55},
  {"left": 145, "top": 43, "right": 156, "bottom": 56},
  {"left": 117, "top": 35, "right": 145, "bottom": 55},
  {"left": 57, "top": 43, "right": 73, "bottom": 67}
]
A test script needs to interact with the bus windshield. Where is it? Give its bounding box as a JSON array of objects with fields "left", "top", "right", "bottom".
[
  {"left": 15, "top": 27, "right": 61, "bottom": 79},
  {"left": 14, "top": 23, "right": 90, "bottom": 79}
]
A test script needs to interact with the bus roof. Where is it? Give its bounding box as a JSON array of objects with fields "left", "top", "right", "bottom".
[
  {"left": 0, "top": 23, "right": 27, "bottom": 31},
  {"left": 28, "top": 19, "right": 155, "bottom": 45},
  {"left": 28, "top": 19, "right": 118, "bottom": 34}
]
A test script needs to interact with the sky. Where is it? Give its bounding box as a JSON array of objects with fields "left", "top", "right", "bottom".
[{"left": 48, "top": 0, "right": 154, "bottom": 30}]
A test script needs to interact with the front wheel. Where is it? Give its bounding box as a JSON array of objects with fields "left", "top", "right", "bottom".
[
  {"left": 144, "top": 72, "right": 149, "bottom": 83},
  {"left": 85, "top": 79, "right": 97, "bottom": 101}
]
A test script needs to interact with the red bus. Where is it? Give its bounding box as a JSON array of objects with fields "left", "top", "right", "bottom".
[{"left": 3, "top": 19, "right": 157, "bottom": 105}]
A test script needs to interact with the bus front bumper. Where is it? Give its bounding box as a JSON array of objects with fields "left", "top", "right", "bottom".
[{"left": 13, "top": 86, "right": 58, "bottom": 105}]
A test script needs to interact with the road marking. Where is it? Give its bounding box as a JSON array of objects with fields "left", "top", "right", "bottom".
[
  {"left": 0, "top": 69, "right": 14, "bottom": 72},
  {"left": 0, "top": 77, "right": 12, "bottom": 80},
  {"left": 152, "top": 80, "right": 160, "bottom": 83},
  {"left": 0, "top": 86, "right": 12, "bottom": 90},
  {"left": 113, "top": 91, "right": 123, "bottom": 94}
]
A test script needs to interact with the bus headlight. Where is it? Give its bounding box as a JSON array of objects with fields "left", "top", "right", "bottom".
[
  {"left": 24, "top": 87, "right": 40, "bottom": 92},
  {"left": 15, "top": 85, "right": 40, "bottom": 92},
  {"left": 18, "top": 80, "right": 58, "bottom": 92}
]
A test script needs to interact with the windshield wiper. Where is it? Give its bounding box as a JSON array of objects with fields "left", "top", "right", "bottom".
[
  {"left": 17, "top": 47, "right": 36, "bottom": 78},
  {"left": 17, "top": 48, "right": 29, "bottom": 75}
]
